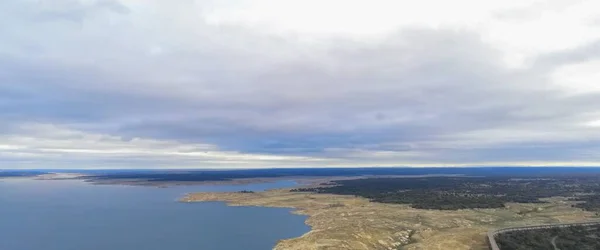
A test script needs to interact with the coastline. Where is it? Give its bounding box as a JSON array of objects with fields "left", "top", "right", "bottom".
[
  {"left": 10, "top": 175, "right": 599, "bottom": 249},
  {"left": 83, "top": 174, "right": 467, "bottom": 188},
  {"left": 83, "top": 176, "right": 331, "bottom": 187},
  {"left": 181, "top": 185, "right": 598, "bottom": 250}
]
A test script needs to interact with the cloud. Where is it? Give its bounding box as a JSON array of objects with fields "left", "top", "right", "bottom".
[
  {"left": 1, "top": 0, "right": 600, "bottom": 168},
  {"left": 0, "top": 124, "right": 330, "bottom": 169}
]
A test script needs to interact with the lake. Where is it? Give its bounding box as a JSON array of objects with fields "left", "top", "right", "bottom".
[{"left": 0, "top": 179, "right": 310, "bottom": 250}]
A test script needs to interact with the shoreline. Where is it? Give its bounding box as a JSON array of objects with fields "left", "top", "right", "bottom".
[
  {"left": 82, "top": 174, "right": 468, "bottom": 189},
  {"left": 10, "top": 175, "right": 599, "bottom": 249},
  {"left": 181, "top": 192, "right": 316, "bottom": 250},
  {"left": 181, "top": 185, "right": 598, "bottom": 250}
]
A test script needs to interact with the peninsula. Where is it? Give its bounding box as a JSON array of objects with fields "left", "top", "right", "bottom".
[{"left": 181, "top": 174, "right": 600, "bottom": 250}]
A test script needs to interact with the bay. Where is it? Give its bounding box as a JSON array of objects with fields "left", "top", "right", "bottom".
[{"left": 0, "top": 179, "right": 309, "bottom": 250}]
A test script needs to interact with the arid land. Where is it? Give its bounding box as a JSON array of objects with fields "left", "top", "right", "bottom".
[{"left": 182, "top": 180, "right": 598, "bottom": 250}]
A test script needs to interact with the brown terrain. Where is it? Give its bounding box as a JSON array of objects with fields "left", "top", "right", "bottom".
[{"left": 181, "top": 182, "right": 598, "bottom": 250}]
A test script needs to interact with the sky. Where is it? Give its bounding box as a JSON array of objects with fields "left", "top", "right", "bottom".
[{"left": 1, "top": 0, "right": 600, "bottom": 169}]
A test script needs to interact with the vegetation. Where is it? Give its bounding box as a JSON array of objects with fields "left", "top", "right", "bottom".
[
  {"left": 572, "top": 195, "right": 600, "bottom": 212},
  {"left": 292, "top": 175, "right": 600, "bottom": 210},
  {"left": 82, "top": 168, "right": 600, "bottom": 211},
  {"left": 495, "top": 225, "right": 600, "bottom": 250}
]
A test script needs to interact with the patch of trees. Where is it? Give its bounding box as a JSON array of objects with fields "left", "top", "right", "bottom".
[
  {"left": 495, "top": 225, "right": 600, "bottom": 250},
  {"left": 291, "top": 175, "right": 600, "bottom": 210},
  {"left": 572, "top": 195, "right": 600, "bottom": 212}
]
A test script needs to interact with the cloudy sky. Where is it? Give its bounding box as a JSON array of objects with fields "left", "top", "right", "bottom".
[{"left": 1, "top": 0, "right": 600, "bottom": 169}]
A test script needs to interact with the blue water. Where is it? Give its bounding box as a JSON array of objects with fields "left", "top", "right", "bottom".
[{"left": 0, "top": 179, "right": 310, "bottom": 250}]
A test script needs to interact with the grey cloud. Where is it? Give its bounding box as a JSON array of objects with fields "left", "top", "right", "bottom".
[
  {"left": 533, "top": 40, "right": 600, "bottom": 71},
  {"left": 2, "top": 1, "right": 600, "bottom": 168}
]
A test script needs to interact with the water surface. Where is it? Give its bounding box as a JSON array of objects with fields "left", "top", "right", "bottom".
[{"left": 0, "top": 179, "right": 309, "bottom": 250}]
